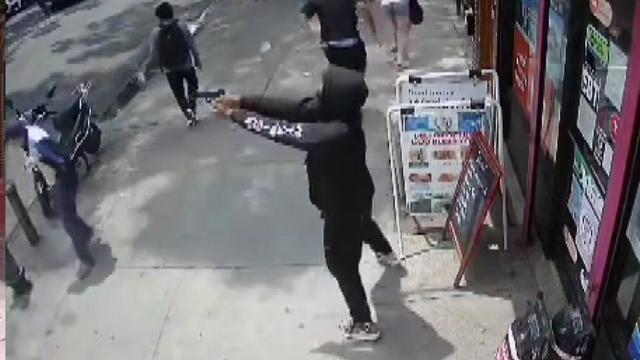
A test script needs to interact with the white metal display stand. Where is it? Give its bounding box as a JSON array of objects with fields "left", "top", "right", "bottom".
[{"left": 387, "top": 70, "right": 507, "bottom": 257}]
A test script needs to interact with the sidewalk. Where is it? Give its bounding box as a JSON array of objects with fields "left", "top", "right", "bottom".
[
  {"left": 6, "top": 0, "right": 558, "bottom": 359},
  {"left": 5, "top": 0, "right": 216, "bottom": 241}
]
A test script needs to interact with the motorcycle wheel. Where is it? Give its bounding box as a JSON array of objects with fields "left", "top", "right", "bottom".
[{"left": 32, "top": 168, "right": 54, "bottom": 218}]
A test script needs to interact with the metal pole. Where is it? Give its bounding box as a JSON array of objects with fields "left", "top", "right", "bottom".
[
  {"left": 6, "top": 182, "right": 40, "bottom": 246},
  {"left": 522, "top": 0, "right": 550, "bottom": 245}
]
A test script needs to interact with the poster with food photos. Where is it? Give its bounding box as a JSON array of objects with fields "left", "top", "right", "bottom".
[{"left": 399, "top": 107, "right": 485, "bottom": 220}]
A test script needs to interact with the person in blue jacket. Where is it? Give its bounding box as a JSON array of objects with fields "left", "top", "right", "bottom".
[
  {"left": 214, "top": 66, "right": 400, "bottom": 341},
  {"left": 6, "top": 121, "right": 96, "bottom": 279}
]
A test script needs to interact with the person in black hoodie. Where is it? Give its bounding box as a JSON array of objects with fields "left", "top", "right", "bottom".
[
  {"left": 214, "top": 66, "right": 400, "bottom": 341},
  {"left": 301, "top": 0, "right": 368, "bottom": 73}
]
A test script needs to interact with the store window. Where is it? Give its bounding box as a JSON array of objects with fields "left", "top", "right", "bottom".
[{"left": 563, "top": 0, "right": 636, "bottom": 302}]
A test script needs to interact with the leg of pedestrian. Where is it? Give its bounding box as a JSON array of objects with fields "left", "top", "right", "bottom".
[
  {"left": 323, "top": 213, "right": 381, "bottom": 341},
  {"left": 166, "top": 70, "right": 191, "bottom": 122},
  {"left": 358, "top": 0, "right": 382, "bottom": 47},
  {"left": 5, "top": 247, "right": 33, "bottom": 299},
  {"left": 185, "top": 67, "right": 199, "bottom": 121},
  {"left": 54, "top": 174, "right": 96, "bottom": 279},
  {"left": 395, "top": 6, "right": 411, "bottom": 69},
  {"left": 383, "top": 4, "right": 399, "bottom": 63},
  {"left": 361, "top": 201, "right": 400, "bottom": 266}
]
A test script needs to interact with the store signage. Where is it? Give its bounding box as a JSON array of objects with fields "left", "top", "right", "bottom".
[
  {"left": 586, "top": 24, "right": 610, "bottom": 65},
  {"left": 604, "top": 42, "right": 628, "bottom": 112},
  {"left": 564, "top": 226, "right": 578, "bottom": 263},
  {"left": 567, "top": 146, "right": 604, "bottom": 272},
  {"left": 541, "top": 1, "right": 571, "bottom": 161},
  {"left": 573, "top": 149, "right": 605, "bottom": 218},
  {"left": 581, "top": 63, "right": 601, "bottom": 111},
  {"left": 514, "top": 27, "right": 535, "bottom": 119},
  {"left": 400, "top": 108, "right": 485, "bottom": 220},
  {"left": 590, "top": 0, "right": 613, "bottom": 28},
  {"left": 576, "top": 195, "right": 598, "bottom": 270}
]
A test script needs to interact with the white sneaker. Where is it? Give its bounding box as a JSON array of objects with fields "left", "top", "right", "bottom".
[
  {"left": 376, "top": 251, "right": 401, "bottom": 267},
  {"left": 339, "top": 318, "right": 381, "bottom": 341},
  {"left": 186, "top": 109, "right": 197, "bottom": 127}
]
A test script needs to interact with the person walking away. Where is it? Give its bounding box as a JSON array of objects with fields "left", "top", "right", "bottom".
[
  {"left": 214, "top": 66, "right": 400, "bottom": 341},
  {"left": 301, "top": 0, "right": 368, "bottom": 73},
  {"left": 381, "top": 0, "right": 411, "bottom": 69},
  {"left": 143, "top": 2, "right": 202, "bottom": 126},
  {"left": 6, "top": 122, "right": 96, "bottom": 279}
]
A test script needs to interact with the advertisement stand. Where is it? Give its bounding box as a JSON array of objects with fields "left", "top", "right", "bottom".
[{"left": 387, "top": 70, "right": 506, "bottom": 257}]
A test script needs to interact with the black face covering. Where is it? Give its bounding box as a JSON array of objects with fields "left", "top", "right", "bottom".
[{"left": 318, "top": 66, "right": 368, "bottom": 122}]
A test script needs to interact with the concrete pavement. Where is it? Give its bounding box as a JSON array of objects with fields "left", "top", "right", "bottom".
[
  {"left": 6, "top": 0, "right": 555, "bottom": 359},
  {"left": 5, "top": 0, "right": 215, "bottom": 242}
]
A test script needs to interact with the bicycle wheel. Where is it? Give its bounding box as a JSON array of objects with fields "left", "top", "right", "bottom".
[{"left": 32, "top": 168, "right": 53, "bottom": 218}]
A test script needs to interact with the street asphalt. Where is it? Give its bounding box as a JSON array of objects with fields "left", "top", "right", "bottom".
[{"left": 4, "top": 0, "right": 564, "bottom": 359}]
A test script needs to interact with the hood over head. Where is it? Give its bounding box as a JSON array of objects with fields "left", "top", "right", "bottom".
[{"left": 318, "top": 66, "right": 368, "bottom": 121}]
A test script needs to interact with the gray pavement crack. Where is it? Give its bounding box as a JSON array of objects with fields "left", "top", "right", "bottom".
[{"left": 150, "top": 271, "right": 188, "bottom": 360}]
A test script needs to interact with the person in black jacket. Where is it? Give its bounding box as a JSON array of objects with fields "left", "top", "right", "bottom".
[
  {"left": 6, "top": 122, "right": 96, "bottom": 280},
  {"left": 301, "top": 0, "right": 368, "bottom": 73},
  {"left": 214, "top": 66, "right": 400, "bottom": 341},
  {"left": 141, "top": 2, "right": 203, "bottom": 126}
]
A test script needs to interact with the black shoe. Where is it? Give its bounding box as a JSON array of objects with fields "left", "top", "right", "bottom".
[{"left": 12, "top": 268, "right": 34, "bottom": 297}]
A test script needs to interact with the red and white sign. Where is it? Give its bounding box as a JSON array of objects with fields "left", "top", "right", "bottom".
[{"left": 514, "top": 27, "right": 535, "bottom": 120}]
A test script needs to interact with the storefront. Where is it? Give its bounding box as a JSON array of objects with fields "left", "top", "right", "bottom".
[{"left": 496, "top": 0, "right": 640, "bottom": 358}]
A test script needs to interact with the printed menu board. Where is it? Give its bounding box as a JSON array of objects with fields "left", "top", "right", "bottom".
[{"left": 399, "top": 107, "right": 486, "bottom": 222}]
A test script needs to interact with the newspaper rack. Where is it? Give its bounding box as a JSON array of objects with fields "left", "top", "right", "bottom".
[{"left": 387, "top": 69, "right": 507, "bottom": 257}]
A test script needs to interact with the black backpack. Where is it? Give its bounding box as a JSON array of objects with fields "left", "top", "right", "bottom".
[
  {"left": 409, "top": 0, "right": 424, "bottom": 25},
  {"left": 157, "top": 22, "right": 190, "bottom": 69}
]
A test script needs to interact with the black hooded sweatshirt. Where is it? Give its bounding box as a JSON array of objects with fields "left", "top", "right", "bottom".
[{"left": 233, "top": 66, "right": 374, "bottom": 214}]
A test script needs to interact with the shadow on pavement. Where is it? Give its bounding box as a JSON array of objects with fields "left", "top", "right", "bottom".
[
  {"left": 67, "top": 240, "right": 118, "bottom": 294},
  {"left": 312, "top": 266, "right": 455, "bottom": 359}
]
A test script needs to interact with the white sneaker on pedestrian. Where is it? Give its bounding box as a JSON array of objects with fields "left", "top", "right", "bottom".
[
  {"left": 186, "top": 109, "right": 197, "bottom": 127},
  {"left": 376, "top": 251, "right": 401, "bottom": 267},
  {"left": 339, "top": 318, "right": 381, "bottom": 341}
]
